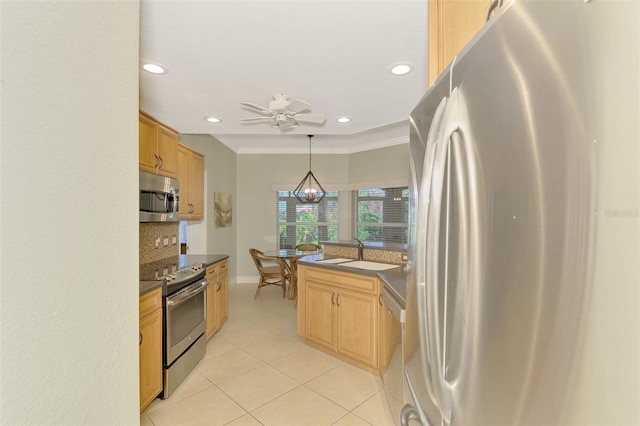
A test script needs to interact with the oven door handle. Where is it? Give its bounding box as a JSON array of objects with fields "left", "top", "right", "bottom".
[{"left": 167, "top": 280, "right": 209, "bottom": 306}]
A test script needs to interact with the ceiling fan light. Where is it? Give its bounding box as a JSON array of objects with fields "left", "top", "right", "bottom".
[{"left": 278, "top": 119, "right": 299, "bottom": 130}]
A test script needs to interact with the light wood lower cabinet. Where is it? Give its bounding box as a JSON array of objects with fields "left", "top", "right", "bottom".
[
  {"left": 206, "top": 259, "right": 229, "bottom": 340},
  {"left": 298, "top": 266, "right": 380, "bottom": 373},
  {"left": 139, "top": 288, "right": 163, "bottom": 413}
]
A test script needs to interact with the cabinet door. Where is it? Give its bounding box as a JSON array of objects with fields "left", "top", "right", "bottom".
[
  {"left": 156, "top": 124, "right": 178, "bottom": 178},
  {"left": 189, "top": 150, "right": 204, "bottom": 220},
  {"left": 336, "top": 288, "right": 379, "bottom": 368},
  {"left": 379, "top": 295, "right": 400, "bottom": 375},
  {"left": 305, "top": 282, "right": 336, "bottom": 350},
  {"left": 205, "top": 266, "right": 218, "bottom": 340},
  {"left": 428, "top": 0, "right": 492, "bottom": 86},
  {"left": 139, "top": 309, "right": 162, "bottom": 412},
  {"left": 177, "top": 144, "right": 191, "bottom": 220},
  {"left": 139, "top": 112, "right": 157, "bottom": 173},
  {"left": 217, "top": 262, "right": 229, "bottom": 326}
]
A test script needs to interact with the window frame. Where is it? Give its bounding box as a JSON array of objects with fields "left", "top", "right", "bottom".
[
  {"left": 353, "top": 186, "right": 409, "bottom": 244},
  {"left": 276, "top": 190, "right": 339, "bottom": 249}
]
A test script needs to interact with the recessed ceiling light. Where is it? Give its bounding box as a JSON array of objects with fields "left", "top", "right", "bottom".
[
  {"left": 141, "top": 62, "right": 168, "bottom": 74},
  {"left": 336, "top": 117, "right": 352, "bottom": 123},
  {"left": 205, "top": 116, "right": 221, "bottom": 123},
  {"left": 390, "top": 63, "right": 414, "bottom": 76}
]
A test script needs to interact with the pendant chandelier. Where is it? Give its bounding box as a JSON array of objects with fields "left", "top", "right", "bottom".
[{"left": 293, "top": 135, "right": 326, "bottom": 204}]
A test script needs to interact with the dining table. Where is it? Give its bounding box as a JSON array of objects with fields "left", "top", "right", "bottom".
[{"left": 263, "top": 248, "right": 322, "bottom": 299}]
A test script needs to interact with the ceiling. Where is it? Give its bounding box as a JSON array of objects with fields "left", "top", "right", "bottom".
[{"left": 139, "top": 1, "right": 428, "bottom": 154}]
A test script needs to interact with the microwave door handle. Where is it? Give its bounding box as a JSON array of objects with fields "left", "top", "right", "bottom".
[
  {"left": 170, "top": 188, "right": 178, "bottom": 214},
  {"left": 167, "top": 280, "right": 209, "bottom": 307}
]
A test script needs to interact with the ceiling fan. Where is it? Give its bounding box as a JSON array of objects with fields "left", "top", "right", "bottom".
[{"left": 240, "top": 93, "right": 326, "bottom": 130}]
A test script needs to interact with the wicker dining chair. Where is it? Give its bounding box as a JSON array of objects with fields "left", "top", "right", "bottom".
[
  {"left": 249, "top": 248, "right": 289, "bottom": 299},
  {"left": 288, "top": 254, "right": 307, "bottom": 305},
  {"left": 295, "top": 243, "right": 321, "bottom": 252}
]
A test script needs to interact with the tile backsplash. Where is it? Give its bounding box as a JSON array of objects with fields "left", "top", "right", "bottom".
[
  {"left": 322, "top": 245, "right": 404, "bottom": 265},
  {"left": 140, "top": 222, "right": 180, "bottom": 264}
]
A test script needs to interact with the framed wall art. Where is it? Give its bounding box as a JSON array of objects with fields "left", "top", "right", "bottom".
[{"left": 214, "top": 192, "right": 233, "bottom": 228}]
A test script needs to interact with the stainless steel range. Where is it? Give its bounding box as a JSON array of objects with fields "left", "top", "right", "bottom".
[{"left": 140, "top": 259, "right": 208, "bottom": 399}]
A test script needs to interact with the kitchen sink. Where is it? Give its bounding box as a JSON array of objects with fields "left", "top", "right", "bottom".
[
  {"left": 338, "top": 260, "right": 400, "bottom": 271},
  {"left": 315, "top": 258, "right": 354, "bottom": 264}
]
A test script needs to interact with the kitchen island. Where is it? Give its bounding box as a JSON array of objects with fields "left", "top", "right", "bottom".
[{"left": 296, "top": 253, "right": 407, "bottom": 376}]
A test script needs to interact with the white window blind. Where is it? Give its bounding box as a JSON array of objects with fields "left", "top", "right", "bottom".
[
  {"left": 353, "top": 187, "right": 409, "bottom": 244},
  {"left": 277, "top": 191, "right": 339, "bottom": 249}
]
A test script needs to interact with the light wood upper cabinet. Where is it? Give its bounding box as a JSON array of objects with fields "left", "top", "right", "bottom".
[
  {"left": 139, "top": 111, "right": 178, "bottom": 178},
  {"left": 206, "top": 259, "right": 229, "bottom": 340},
  {"left": 139, "top": 288, "right": 162, "bottom": 413},
  {"left": 298, "top": 266, "right": 380, "bottom": 372},
  {"left": 177, "top": 144, "right": 204, "bottom": 221},
  {"left": 139, "top": 112, "right": 158, "bottom": 172},
  {"left": 428, "top": 0, "right": 493, "bottom": 86}
]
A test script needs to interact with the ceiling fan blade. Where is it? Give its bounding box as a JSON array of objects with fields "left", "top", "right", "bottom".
[
  {"left": 286, "top": 99, "right": 311, "bottom": 114},
  {"left": 294, "top": 113, "right": 326, "bottom": 124},
  {"left": 240, "top": 117, "right": 274, "bottom": 122},
  {"left": 240, "top": 102, "right": 272, "bottom": 116}
]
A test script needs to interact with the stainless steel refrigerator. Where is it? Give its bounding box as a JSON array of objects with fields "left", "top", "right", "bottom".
[{"left": 404, "top": 0, "right": 639, "bottom": 424}]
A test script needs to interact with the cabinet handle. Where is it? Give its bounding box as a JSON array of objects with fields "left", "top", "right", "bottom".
[
  {"left": 158, "top": 155, "right": 164, "bottom": 169},
  {"left": 331, "top": 292, "right": 335, "bottom": 305},
  {"left": 139, "top": 332, "right": 143, "bottom": 345},
  {"left": 216, "top": 280, "right": 222, "bottom": 292},
  {"left": 154, "top": 154, "right": 160, "bottom": 169},
  {"left": 336, "top": 293, "right": 340, "bottom": 307},
  {"left": 486, "top": 0, "right": 503, "bottom": 22},
  {"left": 379, "top": 294, "right": 383, "bottom": 306}
]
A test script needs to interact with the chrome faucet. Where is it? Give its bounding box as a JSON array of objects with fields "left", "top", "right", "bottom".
[{"left": 354, "top": 237, "right": 364, "bottom": 261}]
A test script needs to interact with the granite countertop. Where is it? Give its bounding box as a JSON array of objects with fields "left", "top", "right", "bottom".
[
  {"left": 139, "top": 254, "right": 229, "bottom": 295},
  {"left": 297, "top": 254, "right": 407, "bottom": 307}
]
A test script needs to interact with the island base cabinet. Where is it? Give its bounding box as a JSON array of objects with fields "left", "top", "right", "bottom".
[
  {"left": 336, "top": 289, "right": 378, "bottom": 368},
  {"left": 305, "top": 283, "right": 336, "bottom": 350},
  {"left": 299, "top": 265, "right": 380, "bottom": 373}
]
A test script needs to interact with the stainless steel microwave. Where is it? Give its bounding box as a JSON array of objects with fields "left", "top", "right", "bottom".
[{"left": 139, "top": 170, "right": 180, "bottom": 222}]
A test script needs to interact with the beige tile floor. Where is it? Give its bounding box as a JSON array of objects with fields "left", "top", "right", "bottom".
[{"left": 141, "top": 283, "right": 396, "bottom": 426}]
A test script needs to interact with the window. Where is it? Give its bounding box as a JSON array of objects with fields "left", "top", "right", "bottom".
[
  {"left": 354, "top": 187, "right": 409, "bottom": 244},
  {"left": 277, "top": 191, "right": 339, "bottom": 249}
]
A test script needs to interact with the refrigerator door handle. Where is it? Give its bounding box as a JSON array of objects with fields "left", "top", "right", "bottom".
[
  {"left": 400, "top": 404, "right": 423, "bottom": 426},
  {"left": 423, "top": 87, "right": 463, "bottom": 423},
  {"left": 415, "top": 95, "right": 448, "bottom": 420}
]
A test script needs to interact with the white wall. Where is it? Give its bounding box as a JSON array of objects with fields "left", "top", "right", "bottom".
[
  {"left": 1, "top": 2, "right": 140, "bottom": 424},
  {"left": 348, "top": 144, "right": 410, "bottom": 185}
]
